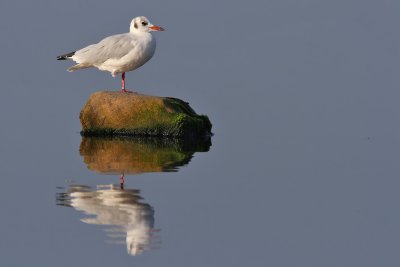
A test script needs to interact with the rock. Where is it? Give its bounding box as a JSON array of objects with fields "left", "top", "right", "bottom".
[{"left": 80, "top": 91, "right": 212, "bottom": 137}]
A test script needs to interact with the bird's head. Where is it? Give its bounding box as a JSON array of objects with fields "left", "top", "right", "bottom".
[{"left": 130, "top": 16, "right": 165, "bottom": 33}]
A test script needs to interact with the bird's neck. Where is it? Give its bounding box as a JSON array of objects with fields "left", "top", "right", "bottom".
[{"left": 129, "top": 30, "right": 152, "bottom": 36}]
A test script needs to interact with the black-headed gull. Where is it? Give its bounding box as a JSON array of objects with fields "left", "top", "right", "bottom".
[{"left": 57, "top": 16, "right": 164, "bottom": 93}]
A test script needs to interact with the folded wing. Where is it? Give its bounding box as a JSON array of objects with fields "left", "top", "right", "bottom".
[{"left": 72, "top": 34, "right": 137, "bottom": 67}]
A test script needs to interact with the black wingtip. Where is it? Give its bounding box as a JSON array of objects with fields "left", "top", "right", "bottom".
[{"left": 57, "top": 51, "right": 76, "bottom": 60}]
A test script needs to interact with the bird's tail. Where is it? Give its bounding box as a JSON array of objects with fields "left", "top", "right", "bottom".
[
  {"left": 68, "top": 63, "right": 91, "bottom": 72},
  {"left": 57, "top": 51, "right": 76, "bottom": 60}
]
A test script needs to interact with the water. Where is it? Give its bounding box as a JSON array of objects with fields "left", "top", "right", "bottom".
[
  {"left": 57, "top": 184, "right": 157, "bottom": 257},
  {"left": 1, "top": 0, "right": 400, "bottom": 266}
]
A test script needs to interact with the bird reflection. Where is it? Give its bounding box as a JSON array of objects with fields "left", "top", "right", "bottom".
[{"left": 57, "top": 184, "right": 158, "bottom": 256}]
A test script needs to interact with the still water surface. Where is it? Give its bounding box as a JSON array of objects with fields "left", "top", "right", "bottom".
[
  {"left": 57, "top": 137, "right": 211, "bottom": 257},
  {"left": 1, "top": 0, "right": 400, "bottom": 266}
]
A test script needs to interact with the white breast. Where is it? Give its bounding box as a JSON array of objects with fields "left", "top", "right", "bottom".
[{"left": 99, "top": 32, "right": 156, "bottom": 76}]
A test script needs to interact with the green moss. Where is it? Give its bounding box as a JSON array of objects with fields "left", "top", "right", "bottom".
[
  {"left": 81, "top": 109, "right": 211, "bottom": 137},
  {"left": 171, "top": 113, "right": 212, "bottom": 137},
  {"left": 80, "top": 93, "right": 212, "bottom": 137}
]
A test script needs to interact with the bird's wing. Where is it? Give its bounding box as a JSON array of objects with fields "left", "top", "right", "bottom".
[{"left": 73, "top": 33, "right": 137, "bottom": 65}]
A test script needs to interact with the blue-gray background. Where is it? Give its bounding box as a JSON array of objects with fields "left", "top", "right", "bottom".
[{"left": 1, "top": 0, "right": 400, "bottom": 266}]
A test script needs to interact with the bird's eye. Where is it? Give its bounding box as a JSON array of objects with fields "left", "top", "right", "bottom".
[{"left": 141, "top": 21, "right": 148, "bottom": 26}]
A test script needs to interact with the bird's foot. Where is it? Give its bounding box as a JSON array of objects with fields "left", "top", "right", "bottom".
[{"left": 121, "top": 89, "right": 133, "bottom": 93}]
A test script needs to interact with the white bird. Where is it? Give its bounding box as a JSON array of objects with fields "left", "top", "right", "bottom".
[{"left": 57, "top": 16, "right": 164, "bottom": 93}]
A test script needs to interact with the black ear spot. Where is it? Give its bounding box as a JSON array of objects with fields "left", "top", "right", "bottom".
[{"left": 134, "top": 22, "right": 138, "bottom": 29}]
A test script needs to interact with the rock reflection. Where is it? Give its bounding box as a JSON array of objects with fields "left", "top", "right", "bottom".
[
  {"left": 57, "top": 137, "right": 210, "bottom": 255},
  {"left": 57, "top": 184, "right": 157, "bottom": 256},
  {"left": 80, "top": 137, "right": 211, "bottom": 174}
]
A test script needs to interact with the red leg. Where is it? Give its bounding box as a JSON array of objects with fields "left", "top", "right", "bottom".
[
  {"left": 120, "top": 174, "right": 125, "bottom": 190},
  {"left": 121, "top": 72, "right": 133, "bottom": 93},
  {"left": 121, "top": 72, "right": 126, "bottom": 92}
]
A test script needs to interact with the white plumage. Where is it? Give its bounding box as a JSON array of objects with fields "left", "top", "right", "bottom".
[{"left": 57, "top": 16, "right": 164, "bottom": 92}]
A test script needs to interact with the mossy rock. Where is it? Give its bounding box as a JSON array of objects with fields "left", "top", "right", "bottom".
[{"left": 80, "top": 91, "right": 212, "bottom": 137}]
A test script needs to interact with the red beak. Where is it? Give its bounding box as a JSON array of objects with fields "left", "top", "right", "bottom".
[{"left": 149, "top": 25, "right": 165, "bottom": 31}]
